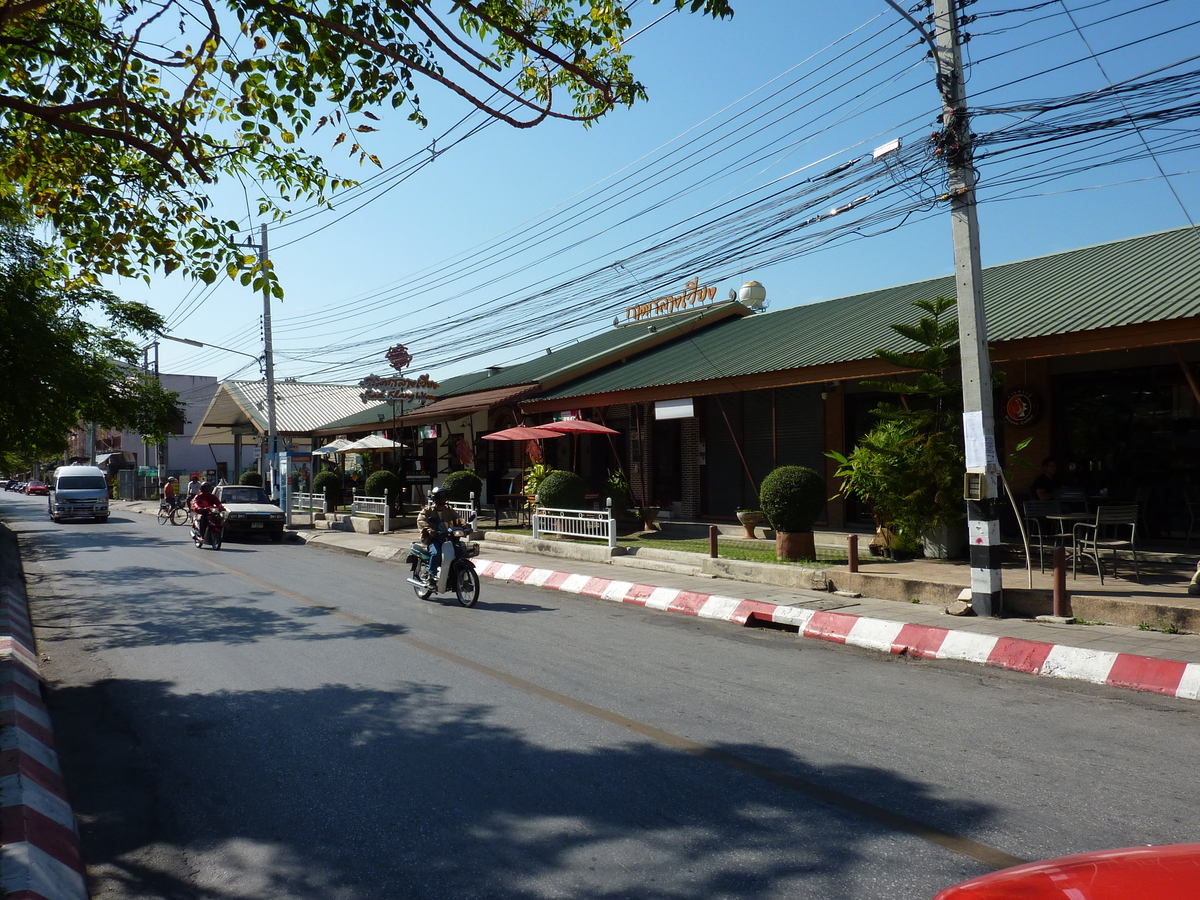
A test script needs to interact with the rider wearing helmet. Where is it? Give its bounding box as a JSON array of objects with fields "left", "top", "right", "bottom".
[
  {"left": 190, "top": 481, "right": 226, "bottom": 542},
  {"left": 418, "top": 486, "right": 468, "bottom": 586}
]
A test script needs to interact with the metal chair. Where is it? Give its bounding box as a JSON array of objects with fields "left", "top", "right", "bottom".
[
  {"left": 1072, "top": 505, "right": 1140, "bottom": 584},
  {"left": 1022, "top": 499, "right": 1064, "bottom": 573},
  {"left": 1057, "top": 487, "right": 1088, "bottom": 514}
]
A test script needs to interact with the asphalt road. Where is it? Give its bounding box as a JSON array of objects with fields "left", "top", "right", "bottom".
[{"left": 8, "top": 492, "right": 1200, "bottom": 900}]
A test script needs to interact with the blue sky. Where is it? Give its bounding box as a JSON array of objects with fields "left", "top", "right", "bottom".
[{"left": 121, "top": 0, "right": 1200, "bottom": 389}]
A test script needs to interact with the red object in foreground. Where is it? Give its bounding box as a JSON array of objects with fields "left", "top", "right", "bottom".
[
  {"left": 480, "top": 426, "right": 565, "bottom": 441},
  {"left": 933, "top": 844, "right": 1200, "bottom": 900}
]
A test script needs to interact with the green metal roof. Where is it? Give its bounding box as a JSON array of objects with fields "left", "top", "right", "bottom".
[
  {"left": 535, "top": 226, "right": 1200, "bottom": 402},
  {"left": 434, "top": 302, "right": 749, "bottom": 397}
]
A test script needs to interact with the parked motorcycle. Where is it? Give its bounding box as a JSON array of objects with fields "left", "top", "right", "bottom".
[
  {"left": 191, "top": 509, "right": 225, "bottom": 550},
  {"left": 406, "top": 526, "right": 480, "bottom": 607}
]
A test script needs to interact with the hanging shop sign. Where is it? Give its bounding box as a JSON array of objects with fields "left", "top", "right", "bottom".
[
  {"left": 386, "top": 343, "right": 413, "bottom": 372},
  {"left": 1003, "top": 388, "right": 1041, "bottom": 427},
  {"left": 359, "top": 372, "right": 439, "bottom": 402},
  {"left": 655, "top": 398, "right": 695, "bottom": 420},
  {"left": 626, "top": 277, "right": 718, "bottom": 322}
]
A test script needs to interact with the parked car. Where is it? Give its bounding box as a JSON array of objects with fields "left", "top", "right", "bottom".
[
  {"left": 932, "top": 843, "right": 1200, "bottom": 899},
  {"left": 212, "top": 484, "right": 286, "bottom": 542},
  {"left": 24, "top": 481, "right": 48, "bottom": 496}
]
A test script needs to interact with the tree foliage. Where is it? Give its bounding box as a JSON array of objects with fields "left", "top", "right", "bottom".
[
  {"left": 0, "top": 0, "right": 733, "bottom": 284},
  {"left": 0, "top": 211, "right": 184, "bottom": 458},
  {"left": 828, "top": 297, "right": 966, "bottom": 537}
]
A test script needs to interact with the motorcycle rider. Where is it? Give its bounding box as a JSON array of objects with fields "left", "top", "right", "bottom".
[
  {"left": 418, "top": 486, "right": 468, "bottom": 587},
  {"left": 190, "top": 481, "right": 226, "bottom": 543}
]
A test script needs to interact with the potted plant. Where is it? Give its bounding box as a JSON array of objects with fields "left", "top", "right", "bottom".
[
  {"left": 735, "top": 507, "right": 766, "bottom": 539},
  {"left": 759, "top": 466, "right": 826, "bottom": 560},
  {"left": 605, "top": 469, "right": 631, "bottom": 521},
  {"left": 828, "top": 297, "right": 968, "bottom": 559},
  {"left": 633, "top": 504, "right": 660, "bottom": 532}
]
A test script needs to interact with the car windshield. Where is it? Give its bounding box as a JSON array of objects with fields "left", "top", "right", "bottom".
[
  {"left": 57, "top": 476, "right": 107, "bottom": 490},
  {"left": 220, "top": 487, "right": 270, "bottom": 504}
]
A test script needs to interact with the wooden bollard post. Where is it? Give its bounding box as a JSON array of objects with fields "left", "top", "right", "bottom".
[
  {"left": 847, "top": 534, "right": 859, "bottom": 573},
  {"left": 1053, "top": 545, "right": 1068, "bottom": 617},
  {"left": 709, "top": 525, "right": 719, "bottom": 558}
]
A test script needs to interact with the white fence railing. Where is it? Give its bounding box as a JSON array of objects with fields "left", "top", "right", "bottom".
[
  {"left": 532, "top": 499, "right": 616, "bottom": 548},
  {"left": 351, "top": 488, "right": 390, "bottom": 532},
  {"left": 291, "top": 492, "right": 327, "bottom": 515},
  {"left": 448, "top": 493, "right": 477, "bottom": 525}
]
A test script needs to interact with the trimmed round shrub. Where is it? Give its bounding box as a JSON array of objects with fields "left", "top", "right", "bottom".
[
  {"left": 365, "top": 470, "right": 402, "bottom": 513},
  {"left": 312, "top": 470, "right": 343, "bottom": 509},
  {"left": 759, "top": 465, "right": 825, "bottom": 533},
  {"left": 441, "top": 470, "right": 483, "bottom": 503},
  {"left": 238, "top": 470, "right": 263, "bottom": 486},
  {"left": 536, "top": 470, "right": 586, "bottom": 510}
]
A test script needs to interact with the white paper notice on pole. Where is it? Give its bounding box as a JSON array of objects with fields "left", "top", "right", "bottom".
[{"left": 963, "top": 411, "right": 986, "bottom": 469}]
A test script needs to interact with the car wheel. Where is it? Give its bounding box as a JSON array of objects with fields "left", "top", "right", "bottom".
[{"left": 270, "top": 529, "right": 284, "bottom": 543}]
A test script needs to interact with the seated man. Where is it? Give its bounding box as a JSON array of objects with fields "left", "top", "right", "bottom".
[
  {"left": 190, "top": 481, "right": 226, "bottom": 541},
  {"left": 1030, "top": 457, "right": 1060, "bottom": 501},
  {"left": 418, "top": 486, "right": 468, "bottom": 586}
]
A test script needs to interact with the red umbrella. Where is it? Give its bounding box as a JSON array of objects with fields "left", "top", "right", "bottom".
[
  {"left": 481, "top": 426, "right": 565, "bottom": 441},
  {"left": 538, "top": 420, "right": 619, "bottom": 435},
  {"left": 539, "top": 419, "right": 620, "bottom": 473}
]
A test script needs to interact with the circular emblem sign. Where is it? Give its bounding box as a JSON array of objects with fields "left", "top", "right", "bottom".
[{"left": 1003, "top": 388, "right": 1040, "bottom": 427}]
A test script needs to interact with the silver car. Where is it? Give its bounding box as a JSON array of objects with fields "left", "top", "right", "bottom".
[{"left": 213, "top": 485, "right": 286, "bottom": 542}]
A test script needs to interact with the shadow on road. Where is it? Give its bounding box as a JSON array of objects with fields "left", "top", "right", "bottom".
[{"left": 44, "top": 674, "right": 995, "bottom": 900}]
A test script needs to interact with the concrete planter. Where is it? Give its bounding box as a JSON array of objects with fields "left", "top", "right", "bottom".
[
  {"left": 922, "top": 522, "right": 967, "bottom": 559},
  {"left": 736, "top": 510, "right": 766, "bottom": 538}
]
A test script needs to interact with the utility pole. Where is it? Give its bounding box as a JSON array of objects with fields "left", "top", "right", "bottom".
[
  {"left": 930, "top": 0, "right": 1002, "bottom": 616},
  {"left": 240, "top": 225, "right": 279, "bottom": 496}
]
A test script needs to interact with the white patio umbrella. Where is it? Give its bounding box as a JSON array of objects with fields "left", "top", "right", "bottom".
[
  {"left": 342, "top": 434, "right": 408, "bottom": 452},
  {"left": 313, "top": 438, "right": 354, "bottom": 455}
]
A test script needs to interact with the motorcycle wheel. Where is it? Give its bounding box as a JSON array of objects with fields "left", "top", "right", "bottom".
[
  {"left": 412, "top": 563, "right": 433, "bottom": 601},
  {"left": 453, "top": 565, "right": 480, "bottom": 608},
  {"left": 210, "top": 530, "right": 222, "bottom": 550}
]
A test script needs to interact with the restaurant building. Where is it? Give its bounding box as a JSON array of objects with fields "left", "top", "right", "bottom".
[{"left": 516, "top": 225, "right": 1200, "bottom": 534}]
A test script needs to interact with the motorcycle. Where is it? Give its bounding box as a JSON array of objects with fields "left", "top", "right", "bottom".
[
  {"left": 406, "top": 525, "right": 480, "bottom": 607},
  {"left": 191, "top": 508, "right": 225, "bottom": 550}
]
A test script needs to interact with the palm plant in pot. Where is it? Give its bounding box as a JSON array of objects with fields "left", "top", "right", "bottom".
[
  {"left": 827, "top": 296, "right": 967, "bottom": 558},
  {"left": 759, "top": 466, "right": 826, "bottom": 560}
]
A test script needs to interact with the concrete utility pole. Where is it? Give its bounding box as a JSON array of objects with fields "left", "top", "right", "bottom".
[
  {"left": 930, "top": 0, "right": 1002, "bottom": 616},
  {"left": 240, "top": 225, "right": 279, "bottom": 494}
]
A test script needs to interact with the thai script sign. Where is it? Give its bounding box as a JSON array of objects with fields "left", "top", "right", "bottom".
[
  {"left": 626, "top": 277, "right": 718, "bottom": 322},
  {"left": 359, "top": 372, "right": 439, "bottom": 402}
]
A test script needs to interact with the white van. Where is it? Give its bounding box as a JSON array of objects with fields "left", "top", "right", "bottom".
[{"left": 49, "top": 465, "right": 110, "bottom": 523}]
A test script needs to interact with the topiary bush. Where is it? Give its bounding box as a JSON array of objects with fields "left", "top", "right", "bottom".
[
  {"left": 238, "top": 470, "right": 263, "bottom": 486},
  {"left": 441, "top": 470, "right": 482, "bottom": 503},
  {"left": 759, "top": 465, "right": 825, "bottom": 533},
  {"left": 536, "top": 470, "right": 586, "bottom": 510},
  {"left": 312, "top": 470, "right": 343, "bottom": 510},
  {"left": 365, "top": 470, "right": 402, "bottom": 514}
]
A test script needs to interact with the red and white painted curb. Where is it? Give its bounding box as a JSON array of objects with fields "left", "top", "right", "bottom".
[
  {"left": 476, "top": 558, "right": 1200, "bottom": 702},
  {"left": 0, "top": 581, "right": 88, "bottom": 900}
]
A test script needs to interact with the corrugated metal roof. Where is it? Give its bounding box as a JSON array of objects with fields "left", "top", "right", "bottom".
[
  {"left": 536, "top": 226, "right": 1200, "bottom": 401},
  {"left": 435, "top": 301, "right": 750, "bottom": 397},
  {"left": 194, "top": 381, "right": 377, "bottom": 443},
  {"left": 397, "top": 383, "right": 541, "bottom": 426}
]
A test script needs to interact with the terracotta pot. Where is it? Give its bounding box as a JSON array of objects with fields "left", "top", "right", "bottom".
[{"left": 776, "top": 530, "right": 815, "bottom": 560}]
